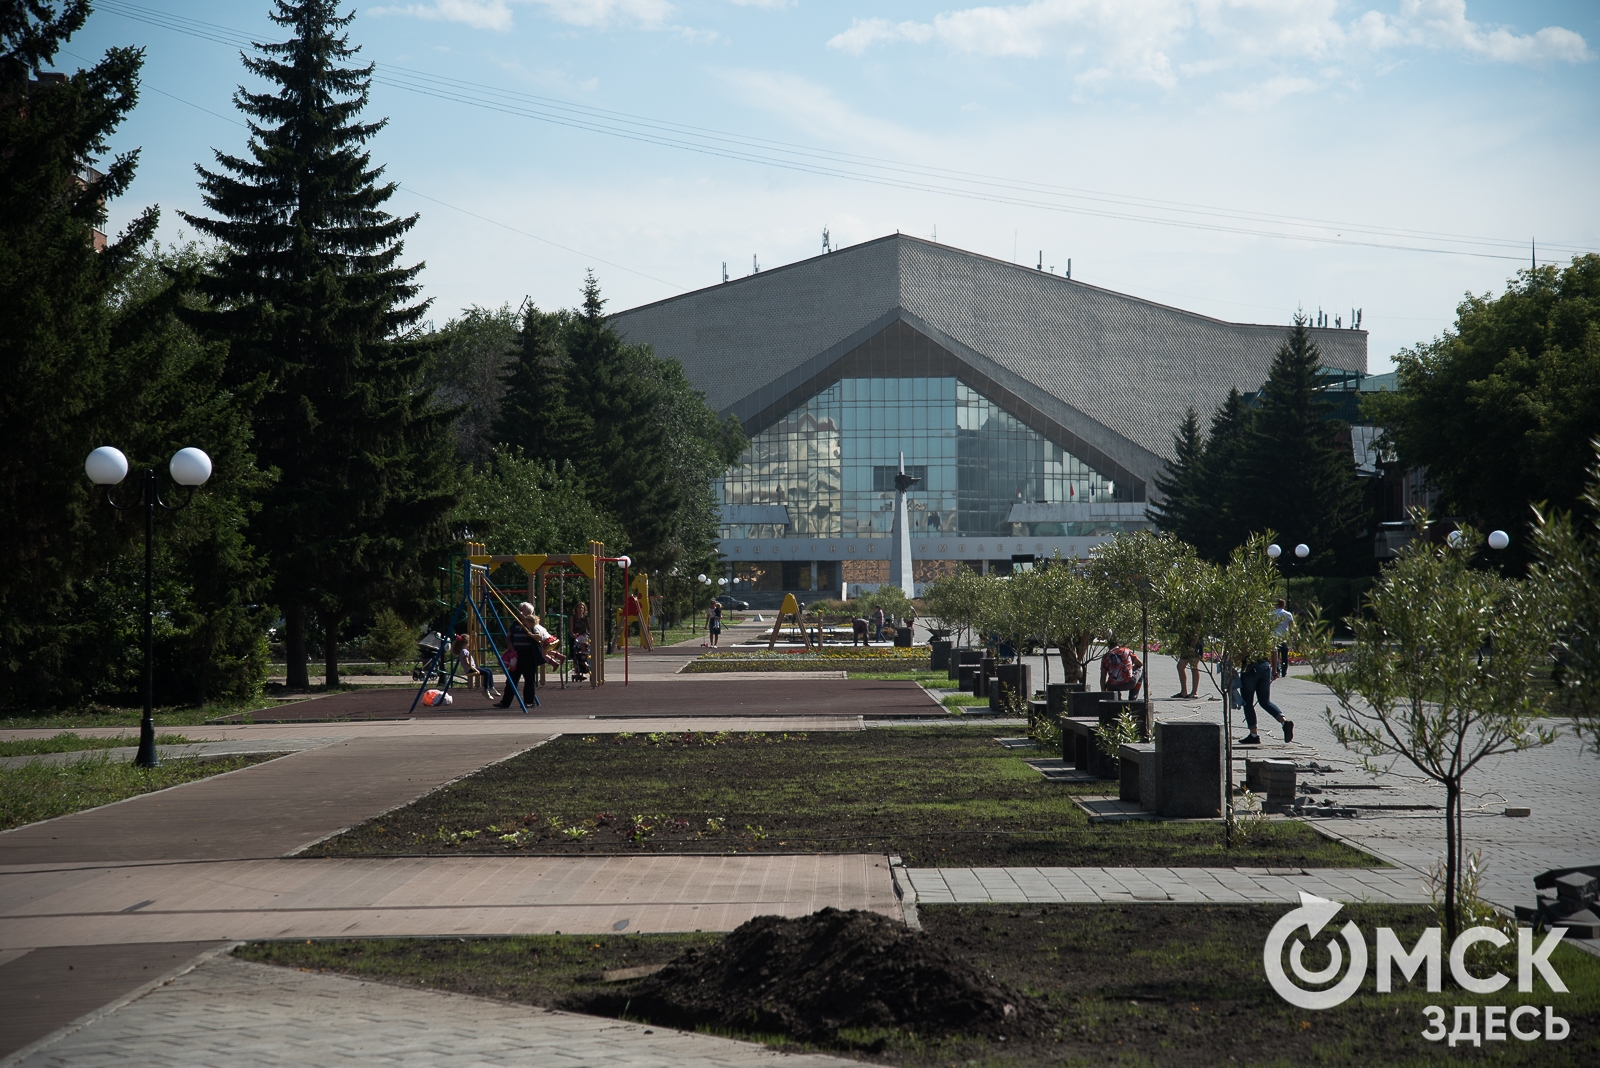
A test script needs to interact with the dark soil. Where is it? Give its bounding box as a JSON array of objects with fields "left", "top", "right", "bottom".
[
  {"left": 306, "top": 727, "right": 1375, "bottom": 868},
  {"left": 564, "top": 908, "right": 1026, "bottom": 1048},
  {"left": 241, "top": 903, "right": 1600, "bottom": 1066}
]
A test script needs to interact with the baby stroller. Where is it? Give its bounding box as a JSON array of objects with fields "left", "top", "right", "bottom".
[
  {"left": 412, "top": 632, "right": 445, "bottom": 681},
  {"left": 571, "top": 632, "right": 591, "bottom": 682}
]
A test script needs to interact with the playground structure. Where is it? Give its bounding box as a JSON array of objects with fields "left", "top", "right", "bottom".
[
  {"left": 765, "top": 593, "right": 816, "bottom": 650},
  {"left": 412, "top": 540, "right": 623, "bottom": 712}
]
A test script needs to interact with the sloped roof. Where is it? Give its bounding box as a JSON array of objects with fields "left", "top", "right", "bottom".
[{"left": 611, "top": 234, "right": 1366, "bottom": 494}]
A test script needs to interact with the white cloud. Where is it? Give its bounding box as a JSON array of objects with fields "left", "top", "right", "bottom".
[
  {"left": 1218, "top": 73, "right": 1316, "bottom": 110},
  {"left": 370, "top": 0, "right": 677, "bottom": 32},
  {"left": 371, "top": 1, "right": 517, "bottom": 32},
  {"left": 1401, "top": 0, "right": 1593, "bottom": 64},
  {"left": 722, "top": 0, "right": 794, "bottom": 9},
  {"left": 827, "top": 1, "right": 1593, "bottom": 93}
]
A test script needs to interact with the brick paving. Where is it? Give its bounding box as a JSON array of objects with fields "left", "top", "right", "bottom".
[
  {"left": 3, "top": 953, "right": 860, "bottom": 1068},
  {"left": 2, "top": 854, "right": 902, "bottom": 947}
]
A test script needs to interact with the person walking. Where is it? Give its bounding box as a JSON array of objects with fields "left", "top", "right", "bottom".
[
  {"left": 496, "top": 602, "right": 545, "bottom": 709},
  {"left": 872, "top": 604, "right": 886, "bottom": 642},
  {"left": 1239, "top": 657, "right": 1293, "bottom": 744},
  {"left": 1270, "top": 599, "right": 1293, "bottom": 677},
  {"left": 707, "top": 599, "right": 723, "bottom": 647}
]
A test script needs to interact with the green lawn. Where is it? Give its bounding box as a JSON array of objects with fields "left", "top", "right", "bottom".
[
  {"left": 1, "top": 752, "right": 284, "bottom": 830},
  {"left": 307, "top": 727, "right": 1378, "bottom": 868},
  {"left": 237, "top": 903, "right": 1599, "bottom": 1067},
  {"left": 0, "top": 698, "right": 283, "bottom": 731},
  {"left": 0, "top": 731, "right": 191, "bottom": 757}
]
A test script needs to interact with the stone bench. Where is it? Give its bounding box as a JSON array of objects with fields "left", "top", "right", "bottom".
[
  {"left": 1151, "top": 720, "right": 1224, "bottom": 818},
  {"left": 1118, "top": 742, "right": 1158, "bottom": 808}
]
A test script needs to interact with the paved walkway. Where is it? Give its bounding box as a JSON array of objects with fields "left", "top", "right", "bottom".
[
  {"left": 3, "top": 952, "right": 860, "bottom": 1068},
  {"left": 905, "top": 865, "right": 1428, "bottom": 905},
  {"left": 2, "top": 854, "right": 902, "bottom": 947}
]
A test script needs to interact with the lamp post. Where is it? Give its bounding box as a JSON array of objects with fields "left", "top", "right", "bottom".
[{"left": 85, "top": 445, "right": 213, "bottom": 768}]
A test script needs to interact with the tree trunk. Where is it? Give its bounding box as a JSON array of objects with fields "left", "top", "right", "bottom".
[
  {"left": 321, "top": 609, "right": 343, "bottom": 688},
  {"left": 1445, "top": 780, "right": 1460, "bottom": 948},
  {"left": 285, "top": 603, "right": 309, "bottom": 689}
]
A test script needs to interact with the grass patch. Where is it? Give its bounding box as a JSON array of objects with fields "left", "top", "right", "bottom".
[
  {"left": 238, "top": 904, "right": 1599, "bottom": 1067},
  {"left": 0, "top": 752, "right": 284, "bottom": 830},
  {"left": 0, "top": 698, "right": 280, "bottom": 731},
  {"left": 847, "top": 670, "right": 952, "bottom": 684},
  {"left": 941, "top": 694, "right": 991, "bottom": 709},
  {"left": 0, "top": 731, "right": 191, "bottom": 757},
  {"left": 307, "top": 727, "right": 1377, "bottom": 868},
  {"left": 235, "top": 931, "right": 717, "bottom": 1004}
]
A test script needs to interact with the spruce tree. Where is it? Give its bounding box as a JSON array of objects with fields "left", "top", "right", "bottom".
[
  {"left": 1147, "top": 407, "right": 1206, "bottom": 546},
  {"left": 1192, "top": 388, "right": 1252, "bottom": 561},
  {"left": 1, "top": 3, "right": 150, "bottom": 705},
  {"left": 1232, "top": 317, "right": 1366, "bottom": 570},
  {"left": 183, "top": 0, "right": 455, "bottom": 687}
]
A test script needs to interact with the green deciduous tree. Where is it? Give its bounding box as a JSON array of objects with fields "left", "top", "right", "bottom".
[
  {"left": 183, "top": 0, "right": 456, "bottom": 687},
  {"left": 1533, "top": 439, "right": 1600, "bottom": 754},
  {"left": 1311, "top": 530, "right": 1558, "bottom": 943},
  {"left": 454, "top": 447, "right": 623, "bottom": 558},
  {"left": 1368, "top": 256, "right": 1600, "bottom": 569},
  {"left": 421, "top": 303, "right": 519, "bottom": 468}
]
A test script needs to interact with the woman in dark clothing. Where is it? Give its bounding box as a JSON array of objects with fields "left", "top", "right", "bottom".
[{"left": 497, "top": 601, "right": 545, "bottom": 709}]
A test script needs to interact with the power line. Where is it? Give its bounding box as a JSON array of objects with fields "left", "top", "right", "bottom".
[{"left": 93, "top": 0, "right": 1595, "bottom": 265}]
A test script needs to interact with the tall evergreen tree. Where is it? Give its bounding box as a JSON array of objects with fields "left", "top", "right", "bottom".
[
  {"left": 1147, "top": 407, "right": 1206, "bottom": 546},
  {"left": 183, "top": 0, "right": 455, "bottom": 687},
  {"left": 1232, "top": 317, "right": 1366, "bottom": 570},
  {"left": 494, "top": 275, "right": 745, "bottom": 574},
  {"left": 1189, "top": 388, "right": 1252, "bottom": 562}
]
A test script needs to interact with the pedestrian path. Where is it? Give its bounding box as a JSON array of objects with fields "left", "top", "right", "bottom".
[
  {"left": 1, "top": 854, "right": 903, "bottom": 947},
  {"left": 3, "top": 952, "right": 860, "bottom": 1068},
  {"left": 904, "top": 864, "right": 1429, "bottom": 905}
]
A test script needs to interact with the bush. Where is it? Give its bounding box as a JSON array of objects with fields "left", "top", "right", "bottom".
[{"left": 364, "top": 609, "right": 417, "bottom": 668}]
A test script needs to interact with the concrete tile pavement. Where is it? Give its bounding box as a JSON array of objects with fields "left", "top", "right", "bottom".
[
  {"left": 904, "top": 865, "right": 1430, "bottom": 905},
  {"left": 1, "top": 854, "right": 904, "bottom": 947},
  {"left": 4, "top": 953, "right": 861, "bottom": 1068}
]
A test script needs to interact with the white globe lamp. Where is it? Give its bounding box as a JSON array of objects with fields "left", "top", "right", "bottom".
[
  {"left": 1447, "top": 530, "right": 1465, "bottom": 549},
  {"left": 1266, "top": 543, "right": 1282, "bottom": 560},
  {"left": 1487, "top": 530, "right": 1510, "bottom": 551},
  {"left": 85, "top": 446, "right": 129, "bottom": 486},
  {"left": 1294, "top": 543, "right": 1310, "bottom": 559},
  {"left": 169, "top": 447, "right": 212, "bottom": 487}
]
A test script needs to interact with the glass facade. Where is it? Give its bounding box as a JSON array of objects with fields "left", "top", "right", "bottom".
[{"left": 719, "top": 376, "right": 1117, "bottom": 541}]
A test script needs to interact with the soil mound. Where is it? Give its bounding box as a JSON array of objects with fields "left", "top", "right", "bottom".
[{"left": 564, "top": 907, "right": 1027, "bottom": 1044}]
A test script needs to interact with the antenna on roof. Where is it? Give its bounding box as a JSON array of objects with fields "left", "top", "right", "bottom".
[
  {"left": 752, "top": 254, "right": 760, "bottom": 275},
  {"left": 1531, "top": 237, "right": 1536, "bottom": 271},
  {"left": 721, "top": 262, "right": 728, "bottom": 283},
  {"left": 1037, "top": 250, "right": 1042, "bottom": 271},
  {"left": 822, "top": 228, "right": 831, "bottom": 254},
  {"left": 932, "top": 224, "right": 937, "bottom": 242},
  {"left": 1066, "top": 258, "right": 1071, "bottom": 280}
]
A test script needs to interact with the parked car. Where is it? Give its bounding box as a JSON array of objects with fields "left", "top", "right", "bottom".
[{"left": 714, "top": 594, "right": 750, "bottom": 611}]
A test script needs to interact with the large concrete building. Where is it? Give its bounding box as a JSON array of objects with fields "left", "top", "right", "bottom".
[{"left": 612, "top": 234, "right": 1366, "bottom": 602}]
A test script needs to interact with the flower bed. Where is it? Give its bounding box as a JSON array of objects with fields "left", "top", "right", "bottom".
[{"left": 684, "top": 647, "right": 930, "bottom": 673}]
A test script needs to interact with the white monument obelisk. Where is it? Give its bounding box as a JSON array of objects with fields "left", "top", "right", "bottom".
[{"left": 888, "top": 452, "right": 920, "bottom": 598}]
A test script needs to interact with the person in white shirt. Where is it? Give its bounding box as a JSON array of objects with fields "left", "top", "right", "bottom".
[{"left": 1270, "top": 599, "right": 1293, "bottom": 678}]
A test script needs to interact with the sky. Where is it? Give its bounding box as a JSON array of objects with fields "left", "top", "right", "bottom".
[{"left": 64, "top": 0, "right": 1600, "bottom": 372}]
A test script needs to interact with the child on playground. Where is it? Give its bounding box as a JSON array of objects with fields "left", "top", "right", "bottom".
[{"left": 450, "top": 634, "right": 498, "bottom": 702}]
